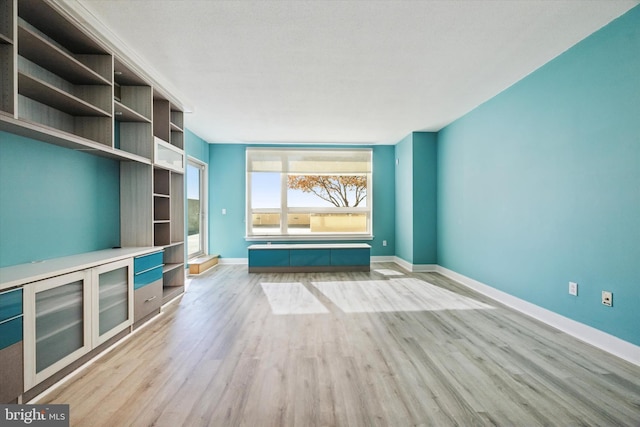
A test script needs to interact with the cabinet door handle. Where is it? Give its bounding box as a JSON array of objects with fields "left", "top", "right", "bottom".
[{"left": 145, "top": 296, "right": 157, "bottom": 303}]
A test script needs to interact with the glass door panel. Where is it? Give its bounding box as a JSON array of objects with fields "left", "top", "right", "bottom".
[
  {"left": 35, "top": 281, "right": 84, "bottom": 373},
  {"left": 98, "top": 267, "right": 128, "bottom": 335},
  {"left": 24, "top": 270, "right": 91, "bottom": 389},
  {"left": 92, "top": 259, "right": 133, "bottom": 346},
  {"left": 187, "top": 158, "right": 207, "bottom": 258}
]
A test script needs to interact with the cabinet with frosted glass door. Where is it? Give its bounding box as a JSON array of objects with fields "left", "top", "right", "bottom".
[
  {"left": 23, "top": 271, "right": 91, "bottom": 390},
  {"left": 91, "top": 258, "right": 133, "bottom": 347}
]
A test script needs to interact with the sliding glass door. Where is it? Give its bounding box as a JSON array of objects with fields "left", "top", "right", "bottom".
[{"left": 187, "top": 158, "right": 207, "bottom": 258}]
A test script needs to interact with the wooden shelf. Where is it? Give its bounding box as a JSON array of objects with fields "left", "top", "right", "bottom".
[
  {"left": 0, "top": 0, "right": 14, "bottom": 46},
  {"left": 163, "top": 241, "right": 184, "bottom": 250},
  {"left": 170, "top": 109, "right": 183, "bottom": 129},
  {"left": 0, "top": 32, "right": 11, "bottom": 45},
  {"left": 169, "top": 108, "right": 184, "bottom": 149},
  {"left": 153, "top": 168, "right": 170, "bottom": 195},
  {"left": 162, "top": 286, "right": 183, "bottom": 303},
  {"left": 18, "top": 72, "right": 111, "bottom": 117},
  {"left": 163, "top": 263, "right": 183, "bottom": 274},
  {"left": 154, "top": 222, "right": 170, "bottom": 247},
  {"left": 18, "top": 24, "right": 110, "bottom": 85},
  {"left": 18, "top": 0, "right": 108, "bottom": 56},
  {"left": 114, "top": 100, "right": 151, "bottom": 123},
  {"left": 154, "top": 196, "right": 170, "bottom": 221},
  {"left": 114, "top": 58, "right": 147, "bottom": 86},
  {"left": 0, "top": 114, "right": 153, "bottom": 163}
]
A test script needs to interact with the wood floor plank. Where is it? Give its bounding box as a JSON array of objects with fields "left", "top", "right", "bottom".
[{"left": 35, "top": 263, "right": 640, "bottom": 426}]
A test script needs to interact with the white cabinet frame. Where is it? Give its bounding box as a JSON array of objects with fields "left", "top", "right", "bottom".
[
  {"left": 154, "top": 137, "right": 185, "bottom": 173},
  {"left": 23, "top": 270, "right": 92, "bottom": 390},
  {"left": 23, "top": 258, "right": 135, "bottom": 390},
  {"left": 91, "top": 258, "right": 134, "bottom": 347}
]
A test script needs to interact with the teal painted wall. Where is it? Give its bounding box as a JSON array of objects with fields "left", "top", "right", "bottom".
[
  {"left": 208, "top": 143, "right": 396, "bottom": 258},
  {"left": 0, "top": 132, "right": 120, "bottom": 268},
  {"left": 412, "top": 132, "right": 437, "bottom": 265},
  {"left": 395, "top": 135, "right": 413, "bottom": 262},
  {"left": 437, "top": 7, "right": 640, "bottom": 346},
  {"left": 185, "top": 129, "right": 210, "bottom": 164},
  {"left": 208, "top": 144, "right": 248, "bottom": 258},
  {"left": 371, "top": 144, "right": 396, "bottom": 256},
  {"left": 394, "top": 132, "right": 438, "bottom": 265}
]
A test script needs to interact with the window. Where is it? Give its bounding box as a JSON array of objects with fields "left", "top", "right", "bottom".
[
  {"left": 246, "top": 148, "right": 372, "bottom": 239},
  {"left": 187, "top": 158, "right": 207, "bottom": 258}
]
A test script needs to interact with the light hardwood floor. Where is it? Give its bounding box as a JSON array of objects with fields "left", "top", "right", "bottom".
[{"left": 38, "top": 264, "right": 640, "bottom": 426}]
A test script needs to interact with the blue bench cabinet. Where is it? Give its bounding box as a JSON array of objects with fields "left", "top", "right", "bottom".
[
  {"left": 0, "top": 288, "right": 23, "bottom": 403},
  {"left": 248, "top": 243, "right": 370, "bottom": 273}
]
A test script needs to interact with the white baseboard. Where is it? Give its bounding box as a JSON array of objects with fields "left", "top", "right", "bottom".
[
  {"left": 435, "top": 266, "right": 640, "bottom": 367},
  {"left": 393, "top": 256, "right": 437, "bottom": 273},
  {"left": 371, "top": 256, "right": 396, "bottom": 263}
]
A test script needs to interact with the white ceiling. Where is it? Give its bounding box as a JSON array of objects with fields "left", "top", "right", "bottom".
[{"left": 69, "top": 0, "right": 638, "bottom": 145}]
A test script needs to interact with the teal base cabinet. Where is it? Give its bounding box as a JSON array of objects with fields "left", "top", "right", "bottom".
[
  {"left": 248, "top": 244, "right": 370, "bottom": 273},
  {"left": 290, "top": 249, "right": 331, "bottom": 267},
  {"left": 0, "top": 288, "right": 23, "bottom": 403},
  {"left": 249, "top": 249, "right": 290, "bottom": 269}
]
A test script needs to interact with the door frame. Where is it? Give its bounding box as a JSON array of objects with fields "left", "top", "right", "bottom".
[{"left": 186, "top": 156, "right": 208, "bottom": 259}]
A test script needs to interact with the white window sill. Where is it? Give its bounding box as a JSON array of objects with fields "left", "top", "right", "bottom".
[{"left": 245, "top": 234, "right": 373, "bottom": 242}]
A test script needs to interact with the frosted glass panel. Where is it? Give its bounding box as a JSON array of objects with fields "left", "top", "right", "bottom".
[
  {"left": 155, "top": 137, "right": 184, "bottom": 172},
  {"left": 35, "top": 281, "right": 84, "bottom": 373},
  {"left": 98, "top": 267, "right": 128, "bottom": 335}
]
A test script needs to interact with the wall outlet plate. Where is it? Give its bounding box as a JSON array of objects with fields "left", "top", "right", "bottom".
[
  {"left": 569, "top": 282, "right": 578, "bottom": 296},
  {"left": 602, "top": 291, "right": 613, "bottom": 307}
]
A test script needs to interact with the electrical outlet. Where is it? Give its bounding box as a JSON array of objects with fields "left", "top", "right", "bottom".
[
  {"left": 602, "top": 291, "right": 613, "bottom": 307},
  {"left": 569, "top": 282, "right": 578, "bottom": 296},
  {"left": 383, "top": 240, "right": 387, "bottom": 247}
]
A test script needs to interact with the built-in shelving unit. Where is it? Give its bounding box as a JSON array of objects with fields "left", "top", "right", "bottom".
[
  {"left": 0, "top": 0, "right": 13, "bottom": 44},
  {"left": 170, "top": 105, "right": 184, "bottom": 149},
  {"left": 16, "top": 3, "right": 113, "bottom": 147},
  {"left": 0, "top": 0, "right": 185, "bottom": 167},
  {"left": 0, "top": 0, "right": 186, "bottom": 279},
  {"left": 153, "top": 167, "right": 185, "bottom": 302},
  {"left": 0, "top": 0, "right": 188, "bottom": 403},
  {"left": 0, "top": 0, "right": 16, "bottom": 117},
  {"left": 162, "top": 243, "right": 185, "bottom": 303},
  {"left": 17, "top": 23, "right": 110, "bottom": 85},
  {"left": 113, "top": 57, "right": 152, "bottom": 159},
  {"left": 154, "top": 91, "right": 184, "bottom": 149}
]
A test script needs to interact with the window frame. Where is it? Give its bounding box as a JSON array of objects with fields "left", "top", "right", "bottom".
[
  {"left": 187, "top": 156, "right": 208, "bottom": 259},
  {"left": 246, "top": 148, "right": 373, "bottom": 241}
]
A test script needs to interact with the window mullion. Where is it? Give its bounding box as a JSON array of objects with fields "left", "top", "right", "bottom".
[
  {"left": 280, "top": 171, "right": 288, "bottom": 235},
  {"left": 247, "top": 172, "right": 253, "bottom": 236}
]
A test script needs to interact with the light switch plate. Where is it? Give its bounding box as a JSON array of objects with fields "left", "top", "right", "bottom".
[
  {"left": 569, "top": 282, "right": 578, "bottom": 296},
  {"left": 602, "top": 291, "right": 613, "bottom": 307}
]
